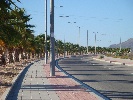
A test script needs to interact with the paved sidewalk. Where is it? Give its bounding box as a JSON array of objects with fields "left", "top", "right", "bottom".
[
  {"left": 2, "top": 59, "right": 100, "bottom": 100},
  {"left": 5, "top": 60, "right": 59, "bottom": 100},
  {"left": 44, "top": 63, "right": 98, "bottom": 100}
]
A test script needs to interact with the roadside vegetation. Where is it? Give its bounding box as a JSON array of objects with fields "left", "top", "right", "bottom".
[
  {"left": 0, "top": 0, "right": 86, "bottom": 97},
  {"left": 90, "top": 46, "right": 132, "bottom": 60},
  {"left": 0, "top": 0, "right": 132, "bottom": 98},
  {"left": 0, "top": 0, "right": 38, "bottom": 97}
]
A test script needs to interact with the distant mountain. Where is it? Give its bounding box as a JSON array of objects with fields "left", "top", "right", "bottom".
[{"left": 109, "top": 38, "right": 133, "bottom": 51}]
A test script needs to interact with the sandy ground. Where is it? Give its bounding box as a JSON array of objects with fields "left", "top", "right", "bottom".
[{"left": 0, "top": 59, "right": 35, "bottom": 98}]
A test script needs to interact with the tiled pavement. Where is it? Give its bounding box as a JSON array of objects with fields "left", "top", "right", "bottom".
[
  {"left": 44, "top": 63, "right": 98, "bottom": 100},
  {"left": 2, "top": 59, "right": 99, "bottom": 100},
  {"left": 4, "top": 60, "right": 59, "bottom": 100}
]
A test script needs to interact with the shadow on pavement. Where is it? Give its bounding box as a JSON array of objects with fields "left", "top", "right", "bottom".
[
  {"left": 21, "top": 84, "right": 84, "bottom": 91},
  {"left": 58, "top": 56, "right": 133, "bottom": 99},
  {"left": 99, "top": 90, "right": 133, "bottom": 99},
  {"left": 6, "top": 63, "right": 33, "bottom": 100}
]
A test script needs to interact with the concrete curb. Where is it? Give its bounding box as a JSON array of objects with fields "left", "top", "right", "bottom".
[
  {"left": 125, "top": 64, "right": 133, "bottom": 66},
  {"left": 0, "top": 62, "right": 33, "bottom": 100},
  {"left": 93, "top": 58, "right": 133, "bottom": 67},
  {"left": 55, "top": 58, "right": 110, "bottom": 100}
]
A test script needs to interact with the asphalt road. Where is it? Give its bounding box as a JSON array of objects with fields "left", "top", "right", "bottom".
[{"left": 58, "top": 55, "right": 133, "bottom": 100}]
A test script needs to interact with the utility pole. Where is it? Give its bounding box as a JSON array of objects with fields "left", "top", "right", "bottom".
[
  {"left": 45, "top": 0, "right": 47, "bottom": 64},
  {"left": 93, "top": 32, "right": 98, "bottom": 55},
  {"left": 87, "top": 30, "right": 88, "bottom": 54},
  {"left": 95, "top": 33, "right": 96, "bottom": 55},
  {"left": 119, "top": 37, "right": 121, "bottom": 52},
  {"left": 50, "top": 0, "right": 55, "bottom": 76},
  {"left": 78, "top": 27, "right": 80, "bottom": 55}
]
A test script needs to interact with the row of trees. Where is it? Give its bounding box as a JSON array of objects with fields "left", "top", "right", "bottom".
[
  {"left": 55, "top": 40, "right": 85, "bottom": 56},
  {"left": 92, "top": 47, "right": 130, "bottom": 55},
  {"left": 0, "top": 0, "right": 38, "bottom": 64},
  {"left": 0, "top": 0, "right": 131, "bottom": 66},
  {"left": 55, "top": 41, "right": 130, "bottom": 56},
  {"left": 0, "top": 0, "right": 84, "bottom": 65}
]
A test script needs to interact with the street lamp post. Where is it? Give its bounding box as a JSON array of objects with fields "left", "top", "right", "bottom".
[
  {"left": 119, "top": 37, "right": 121, "bottom": 52},
  {"left": 93, "top": 32, "right": 98, "bottom": 55},
  {"left": 59, "top": 17, "right": 70, "bottom": 58},
  {"left": 87, "top": 30, "right": 88, "bottom": 54},
  {"left": 50, "top": 0, "right": 55, "bottom": 76},
  {"left": 78, "top": 27, "right": 80, "bottom": 55},
  {"left": 45, "top": 0, "right": 48, "bottom": 64}
]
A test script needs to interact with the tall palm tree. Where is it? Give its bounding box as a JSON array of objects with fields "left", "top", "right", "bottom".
[{"left": 0, "top": 1, "right": 35, "bottom": 64}]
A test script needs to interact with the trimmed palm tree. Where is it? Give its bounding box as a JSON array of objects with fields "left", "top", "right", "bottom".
[{"left": 0, "top": 1, "right": 35, "bottom": 64}]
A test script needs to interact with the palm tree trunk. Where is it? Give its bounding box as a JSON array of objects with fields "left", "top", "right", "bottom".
[
  {"left": 9, "top": 52, "right": 14, "bottom": 63},
  {"left": 14, "top": 48, "right": 20, "bottom": 62}
]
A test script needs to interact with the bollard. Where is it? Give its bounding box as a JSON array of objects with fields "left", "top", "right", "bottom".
[
  {"left": 21, "top": 90, "right": 23, "bottom": 100},
  {"left": 36, "top": 70, "right": 37, "bottom": 74},
  {"left": 31, "top": 95, "right": 32, "bottom": 100},
  {"left": 36, "top": 70, "right": 37, "bottom": 77}
]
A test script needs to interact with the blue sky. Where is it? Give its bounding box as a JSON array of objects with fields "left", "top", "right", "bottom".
[{"left": 16, "top": 0, "right": 133, "bottom": 47}]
